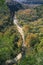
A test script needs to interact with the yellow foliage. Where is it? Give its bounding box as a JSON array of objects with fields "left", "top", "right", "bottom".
[
  {"left": 17, "top": 9, "right": 31, "bottom": 15},
  {"left": 25, "top": 33, "right": 38, "bottom": 47},
  {"left": 17, "top": 37, "right": 22, "bottom": 47},
  {"left": 23, "top": 25, "right": 31, "bottom": 34}
]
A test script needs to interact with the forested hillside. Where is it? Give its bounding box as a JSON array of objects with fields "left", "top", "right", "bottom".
[
  {"left": 0, "top": 0, "right": 43, "bottom": 65},
  {"left": 16, "top": 6, "right": 43, "bottom": 65}
]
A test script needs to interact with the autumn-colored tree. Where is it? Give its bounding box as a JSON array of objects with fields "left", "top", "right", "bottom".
[{"left": 25, "top": 33, "right": 39, "bottom": 47}]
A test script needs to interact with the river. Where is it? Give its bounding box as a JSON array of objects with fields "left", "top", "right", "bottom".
[{"left": 6, "top": 15, "right": 26, "bottom": 65}]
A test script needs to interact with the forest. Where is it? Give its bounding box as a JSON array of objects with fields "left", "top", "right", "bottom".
[{"left": 0, "top": 0, "right": 43, "bottom": 65}]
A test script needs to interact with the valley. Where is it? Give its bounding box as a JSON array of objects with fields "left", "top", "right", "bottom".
[{"left": 0, "top": 0, "right": 43, "bottom": 65}]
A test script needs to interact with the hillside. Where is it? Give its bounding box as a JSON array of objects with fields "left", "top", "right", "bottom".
[
  {"left": 16, "top": 5, "right": 43, "bottom": 23},
  {"left": 16, "top": 5, "right": 43, "bottom": 65},
  {"left": 0, "top": 0, "right": 43, "bottom": 65},
  {"left": 13, "top": 0, "right": 43, "bottom": 4}
]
